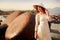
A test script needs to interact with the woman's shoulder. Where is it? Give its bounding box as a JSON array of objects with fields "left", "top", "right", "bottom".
[{"left": 36, "top": 14, "right": 40, "bottom": 17}]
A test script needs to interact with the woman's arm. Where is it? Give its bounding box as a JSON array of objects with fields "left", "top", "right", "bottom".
[
  {"left": 45, "top": 9, "right": 51, "bottom": 21},
  {"left": 45, "top": 9, "right": 50, "bottom": 16},
  {"left": 35, "top": 14, "right": 38, "bottom": 32},
  {"left": 35, "top": 14, "right": 39, "bottom": 38}
]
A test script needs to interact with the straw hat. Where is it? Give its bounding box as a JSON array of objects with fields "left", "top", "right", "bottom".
[{"left": 33, "top": 3, "right": 44, "bottom": 9}]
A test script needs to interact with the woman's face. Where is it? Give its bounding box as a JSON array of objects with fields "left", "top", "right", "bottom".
[{"left": 37, "top": 7, "right": 44, "bottom": 13}]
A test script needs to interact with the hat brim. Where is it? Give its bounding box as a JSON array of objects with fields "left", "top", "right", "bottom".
[{"left": 33, "top": 5, "right": 43, "bottom": 9}]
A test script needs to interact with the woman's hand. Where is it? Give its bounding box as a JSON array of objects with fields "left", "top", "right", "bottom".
[
  {"left": 47, "top": 15, "right": 52, "bottom": 21},
  {"left": 34, "top": 31, "right": 37, "bottom": 39},
  {"left": 45, "top": 9, "right": 49, "bottom": 16},
  {"left": 34, "top": 31, "right": 39, "bottom": 39},
  {"left": 45, "top": 9, "right": 52, "bottom": 21}
]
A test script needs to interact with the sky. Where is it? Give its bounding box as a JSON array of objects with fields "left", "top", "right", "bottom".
[{"left": 0, "top": 0, "right": 60, "bottom": 10}]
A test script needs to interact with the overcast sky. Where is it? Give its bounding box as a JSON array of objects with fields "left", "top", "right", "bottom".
[{"left": 0, "top": 0, "right": 60, "bottom": 10}]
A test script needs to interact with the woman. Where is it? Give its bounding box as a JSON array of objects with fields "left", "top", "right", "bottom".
[{"left": 33, "top": 5, "right": 51, "bottom": 40}]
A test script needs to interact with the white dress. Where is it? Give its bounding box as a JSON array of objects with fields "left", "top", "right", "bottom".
[{"left": 35, "top": 13, "right": 51, "bottom": 40}]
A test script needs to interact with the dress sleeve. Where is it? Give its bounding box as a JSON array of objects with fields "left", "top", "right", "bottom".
[{"left": 35, "top": 14, "right": 39, "bottom": 31}]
